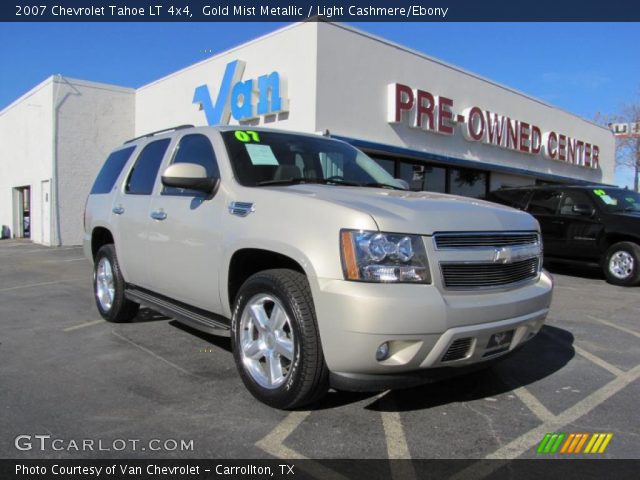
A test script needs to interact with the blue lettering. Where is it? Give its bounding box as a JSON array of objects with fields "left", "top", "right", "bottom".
[
  {"left": 193, "top": 60, "right": 287, "bottom": 125},
  {"left": 257, "top": 72, "right": 282, "bottom": 116},
  {"left": 231, "top": 79, "right": 254, "bottom": 120}
]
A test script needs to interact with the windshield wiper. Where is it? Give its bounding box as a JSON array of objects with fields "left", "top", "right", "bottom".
[
  {"left": 256, "top": 178, "right": 321, "bottom": 187},
  {"left": 362, "top": 182, "right": 406, "bottom": 190},
  {"left": 256, "top": 178, "right": 404, "bottom": 190},
  {"left": 324, "top": 178, "right": 361, "bottom": 186},
  {"left": 256, "top": 177, "right": 360, "bottom": 187}
]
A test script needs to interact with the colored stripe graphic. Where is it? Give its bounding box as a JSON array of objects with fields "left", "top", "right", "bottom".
[
  {"left": 585, "top": 433, "right": 613, "bottom": 454},
  {"left": 538, "top": 433, "right": 613, "bottom": 454},
  {"left": 537, "top": 433, "right": 565, "bottom": 454}
]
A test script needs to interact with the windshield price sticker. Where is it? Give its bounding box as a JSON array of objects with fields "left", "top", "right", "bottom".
[
  {"left": 593, "top": 189, "right": 606, "bottom": 196},
  {"left": 235, "top": 130, "right": 260, "bottom": 142}
]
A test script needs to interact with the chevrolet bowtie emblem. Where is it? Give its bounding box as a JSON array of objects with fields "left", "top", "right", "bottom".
[
  {"left": 493, "top": 247, "right": 511, "bottom": 264},
  {"left": 492, "top": 244, "right": 541, "bottom": 264}
]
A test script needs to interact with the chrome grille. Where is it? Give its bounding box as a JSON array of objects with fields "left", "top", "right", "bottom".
[
  {"left": 441, "top": 338, "right": 473, "bottom": 362},
  {"left": 434, "top": 232, "right": 539, "bottom": 249},
  {"left": 441, "top": 258, "right": 539, "bottom": 288}
]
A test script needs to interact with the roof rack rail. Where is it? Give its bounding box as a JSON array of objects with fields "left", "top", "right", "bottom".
[{"left": 124, "top": 125, "right": 194, "bottom": 144}]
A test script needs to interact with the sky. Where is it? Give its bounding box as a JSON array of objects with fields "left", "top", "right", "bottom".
[{"left": 1, "top": 22, "right": 638, "bottom": 186}]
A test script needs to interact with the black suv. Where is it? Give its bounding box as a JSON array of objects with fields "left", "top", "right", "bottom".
[{"left": 488, "top": 185, "right": 640, "bottom": 286}]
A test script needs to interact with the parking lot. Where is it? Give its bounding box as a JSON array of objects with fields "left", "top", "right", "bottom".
[{"left": 1, "top": 240, "right": 639, "bottom": 461}]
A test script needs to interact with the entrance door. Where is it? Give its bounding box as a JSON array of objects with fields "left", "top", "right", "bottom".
[
  {"left": 41, "top": 180, "right": 51, "bottom": 245},
  {"left": 12, "top": 186, "right": 32, "bottom": 240}
]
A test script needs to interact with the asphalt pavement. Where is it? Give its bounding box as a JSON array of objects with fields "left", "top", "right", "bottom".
[{"left": 1, "top": 240, "right": 638, "bottom": 461}]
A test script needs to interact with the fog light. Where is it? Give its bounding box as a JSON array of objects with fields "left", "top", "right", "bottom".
[{"left": 376, "top": 342, "right": 390, "bottom": 361}]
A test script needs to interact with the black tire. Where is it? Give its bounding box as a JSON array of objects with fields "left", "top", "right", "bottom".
[
  {"left": 603, "top": 241, "right": 640, "bottom": 286},
  {"left": 93, "top": 244, "right": 139, "bottom": 322},
  {"left": 231, "top": 269, "right": 329, "bottom": 409}
]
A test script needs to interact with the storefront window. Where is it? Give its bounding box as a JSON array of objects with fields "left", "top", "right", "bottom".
[
  {"left": 399, "top": 163, "right": 446, "bottom": 192},
  {"left": 367, "top": 152, "right": 488, "bottom": 197},
  {"left": 372, "top": 158, "right": 395, "bottom": 177},
  {"left": 448, "top": 168, "right": 488, "bottom": 198},
  {"left": 423, "top": 166, "right": 446, "bottom": 193}
]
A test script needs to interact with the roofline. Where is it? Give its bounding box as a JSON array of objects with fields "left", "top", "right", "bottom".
[
  {"left": 136, "top": 22, "right": 308, "bottom": 92},
  {"left": 51, "top": 75, "right": 135, "bottom": 94},
  {"left": 322, "top": 22, "right": 611, "bottom": 133},
  {"left": 0, "top": 75, "right": 134, "bottom": 116},
  {"left": 0, "top": 76, "right": 54, "bottom": 115}
]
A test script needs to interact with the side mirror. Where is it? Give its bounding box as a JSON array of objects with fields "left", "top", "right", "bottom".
[
  {"left": 572, "top": 203, "right": 595, "bottom": 216},
  {"left": 161, "top": 163, "right": 218, "bottom": 194},
  {"left": 395, "top": 178, "right": 410, "bottom": 190}
]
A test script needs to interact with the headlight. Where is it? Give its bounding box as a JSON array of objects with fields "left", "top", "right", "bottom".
[{"left": 340, "top": 229, "right": 431, "bottom": 283}]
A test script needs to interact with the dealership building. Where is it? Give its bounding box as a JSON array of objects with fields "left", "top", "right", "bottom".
[{"left": 0, "top": 21, "right": 615, "bottom": 246}]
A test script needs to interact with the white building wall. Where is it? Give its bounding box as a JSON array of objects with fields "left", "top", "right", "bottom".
[
  {"left": 135, "top": 22, "right": 319, "bottom": 135},
  {"left": 55, "top": 77, "right": 135, "bottom": 245},
  {"left": 0, "top": 79, "right": 54, "bottom": 244},
  {"left": 314, "top": 23, "right": 615, "bottom": 185}
]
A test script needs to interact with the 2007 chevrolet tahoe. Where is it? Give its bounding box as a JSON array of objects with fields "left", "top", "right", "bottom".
[{"left": 84, "top": 125, "right": 553, "bottom": 408}]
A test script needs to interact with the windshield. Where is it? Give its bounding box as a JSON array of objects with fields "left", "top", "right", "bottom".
[
  {"left": 591, "top": 188, "right": 640, "bottom": 212},
  {"left": 222, "top": 130, "right": 404, "bottom": 189}
]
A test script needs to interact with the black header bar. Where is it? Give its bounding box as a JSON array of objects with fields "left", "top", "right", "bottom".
[{"left": 3, "top": 0, "right": 640, "bottom": 22}]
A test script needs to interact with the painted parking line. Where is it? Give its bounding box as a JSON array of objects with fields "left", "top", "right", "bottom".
[
  {"left": 380, "top": 395, "right": 416, "bottom": 480},
  {"left": 0, "top": 248, "right": 83, "bottom": 257},
  {"left": 449, "top": 364, "right": 640, "bottom": 480},
  {"left": 574, "top": 344, "right": 623, "bottom": 376},
  {"left": 0, "top": 281, "right": 60, "bottom": 293},
  {"left": 256, "top": 390, "right": 413, "bottom": 479},
  {"left": 111, "top": 329, "right": 203, "bottom": 378},
  {"left": 64, "top": 319, "right": 104, "bottom": 332},
  {"left": 511, "top": 386, "right": 555, "bottom": 423},
  {"left": 44, "top": 257, "right": 86, "bottom": 263},
  {"left": 256, "top": 410, "right": 350, "bottom": 480},
  {"left": 380, "top": 396, "right": 412, "bottom": 459},
  {"left": 256, "top": 411, "right": 311, "bottom": 459},
  {"left": 486, "top": 363, "right": 640, "bottom": 459},
  {"left": 0, "top": 277, "right": 88, "bottom": 293},
  {"left": 587, "top": 315, "right": 640, "bottom": 339}
]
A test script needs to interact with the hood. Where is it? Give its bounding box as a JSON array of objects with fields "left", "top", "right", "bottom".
[{"left": 265, "top": 185, "right": 539, "bottom": 235}]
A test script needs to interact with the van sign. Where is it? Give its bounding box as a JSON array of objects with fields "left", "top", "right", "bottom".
[{"left": 193, "top": 60, "right": 288, "bottom": 125}]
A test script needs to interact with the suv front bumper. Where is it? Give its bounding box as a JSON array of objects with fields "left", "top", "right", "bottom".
[{"left": 310, "top": 271, "right": 552, "bottom": 386}]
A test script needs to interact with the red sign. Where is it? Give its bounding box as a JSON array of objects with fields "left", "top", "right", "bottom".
[{"left": 388, "top": 83, "right": 600, "bottom": 170}]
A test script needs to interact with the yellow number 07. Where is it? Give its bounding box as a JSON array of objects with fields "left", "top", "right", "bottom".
[{"left": 235, "top": 130, "right": 260, "bottom": 142}]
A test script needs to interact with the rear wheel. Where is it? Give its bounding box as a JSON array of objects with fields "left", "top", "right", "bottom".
[
  {"left": 603, "top": 241, "right": 640, "bottom": 286},
  {"left": 93, "top": 244, "right": 139, "bottom": 322},
  {"left": 231, "top": 269, "right": 329, "bottom": 409}
]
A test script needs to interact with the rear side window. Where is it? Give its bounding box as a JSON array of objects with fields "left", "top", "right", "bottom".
[
  {"left": 528, "top": 190, "right": 562, "bottom": 215},
  {"left": 125, "top": 139, "right": 171, "bottom": 195},
  {"left": 90, "top": 147, "right": 136, "bottom": 194}
]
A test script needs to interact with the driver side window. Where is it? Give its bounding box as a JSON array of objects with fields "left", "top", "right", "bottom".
[
  {"left": 559, "top": 191, "right": 592, "bottom": 216},
  {"left": 164, "top": 134, "right": 219, "bottom": 195}
]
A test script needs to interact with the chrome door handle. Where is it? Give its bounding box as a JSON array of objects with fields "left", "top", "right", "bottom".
[
  {"left": 150, "top": 210, "right": 167, "bottom": 221},
  {"left": 112, "top": 206, "right": 124, "bottom": 215}
]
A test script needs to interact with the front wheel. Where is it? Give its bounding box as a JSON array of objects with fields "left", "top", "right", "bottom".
[
  {"left": 231, "top": 269, "right": 329, "bottom": 409},
  {"left": 93, "top": 244, "right": 139, "bottom": 322},
  {"left": 603, "top": 241, "right": 640, "bottom": 286}
]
